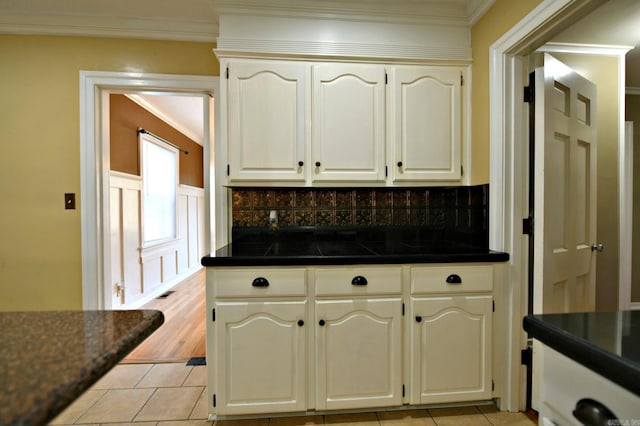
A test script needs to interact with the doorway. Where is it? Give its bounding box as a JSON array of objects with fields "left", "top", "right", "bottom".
[
  {"left": 489, "top": 0, "right": 631, "bottom": 412},
  {"left": 79, "top": 71, "right": 221, "bottom": 311},
  {"left": 109, "top": 91, "right": 207, "bottom": 309}
]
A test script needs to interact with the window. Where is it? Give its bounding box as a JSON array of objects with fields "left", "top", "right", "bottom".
[{"left": 140, "top": 132, "right": 178, "bottom": 246}]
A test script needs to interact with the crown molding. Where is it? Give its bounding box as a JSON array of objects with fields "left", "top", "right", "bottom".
[
  {"left": 0, "top": 12, "right": 218, "bottom": 42},
  {"left": 213, "top": 0, "right": 481, "bottom": 26},
  {"left": 215, "top": 38, "right": 472, "bottom": 62}
]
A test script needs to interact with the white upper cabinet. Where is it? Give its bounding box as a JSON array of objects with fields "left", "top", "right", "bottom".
[
  {"left": 227, "top": 61, "right": 308, "bottom": 182},
  {"left": 222, "top": 60, "right": 469, "bottom": 186},
  {"left": 389, "top": 66, "right": 463, "bottom": 182},
  {"left": 311, "top": 64, "right": 386, "bottom": 183}
]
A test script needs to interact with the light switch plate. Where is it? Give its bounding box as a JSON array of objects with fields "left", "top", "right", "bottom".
[{"left": 65, "top": 193, "right": 76, "bottom": 210}]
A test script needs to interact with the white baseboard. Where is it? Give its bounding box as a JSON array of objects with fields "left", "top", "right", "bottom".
[{"left": 120, "top": 265, "right": 203, "bottom": 310}]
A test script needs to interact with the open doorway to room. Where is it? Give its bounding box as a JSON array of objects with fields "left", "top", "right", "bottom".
[
  {"left": 79, "top": 71, "right": 220, "bottom": 363},
  {"left": 108, "top": 91, "right": 206, "bottom": 310}
]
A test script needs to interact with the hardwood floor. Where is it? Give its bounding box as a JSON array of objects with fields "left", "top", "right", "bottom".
[{"left": 122, "top": 269, "right": 206, "bottom": 364}]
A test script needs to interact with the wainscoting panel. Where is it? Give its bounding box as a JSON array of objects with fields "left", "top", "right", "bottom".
[{"left": 110, "top": 171, "right": 205, "bottom": 308}]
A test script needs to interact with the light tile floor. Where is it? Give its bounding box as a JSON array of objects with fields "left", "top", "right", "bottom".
[{"left": 49, "top": 363, "right": 536, "bottom": 426}]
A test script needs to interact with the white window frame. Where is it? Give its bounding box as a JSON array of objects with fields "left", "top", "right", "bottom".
[{"left": 139, "top": 131, "right": 179, "bottom": 248}]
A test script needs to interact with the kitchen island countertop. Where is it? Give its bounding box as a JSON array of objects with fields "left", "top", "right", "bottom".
[
  {"left": 523, "top": 310, "right": 640, "bottom": 396},
  {"left": 0, "top": 309, "right": 164, "bottom": 425}
]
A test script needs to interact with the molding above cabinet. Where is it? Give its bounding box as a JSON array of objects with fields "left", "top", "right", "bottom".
[{"left": 214, "top": 2, "right": 486, "bottom": 62}]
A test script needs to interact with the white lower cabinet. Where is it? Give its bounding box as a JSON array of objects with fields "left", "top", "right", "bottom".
[
  {"left": 315, "top": 298, "right": 402, "bottom": 410},
  {"left": 409, "top": 265, "right": 494, "bottom": 404},
  {"left": 207, "top": 263, "right": 496, "bottom": 418},
  {"left": 214, "top": 300, "right": 307, "bottom": 415},
  {"left": 410, "top": 295, "right": 493, "bottom": 404}
]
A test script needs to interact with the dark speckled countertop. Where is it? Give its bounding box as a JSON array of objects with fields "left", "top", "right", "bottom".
[
  {"left": 0, "top": 310, "right": 164, "bottom": 426},
  {"left": 202, "top": 226, "right": 508, "bottom": 266}
]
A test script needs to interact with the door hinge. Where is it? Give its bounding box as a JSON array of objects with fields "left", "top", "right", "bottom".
[
  {"left": 492, "top": 300, "right": 495, "bottom": 312},
  {"left": 522, "top": 217, "right": 533, "bottom": 235},
  {"left": 213, "top": 394, "right": 217, "bottom": 407},
  {"left": 460, "top": 74, "right": 464, "bottom": 86},
  {"left": 212, "top": 308, "right": 215, "bottom": 322},
  {"left": 492, "top": 380, "right": 495, "bottom": 391},
  {"left": 402, "top": 303, "right": 405, "bottom": 316},
  {"left": 226, "top": 67, "right": 229, "bottom": 80},
  {"left": 226, "top": 164, "right": 230, "bottom": 176},
  {"left": 402, "top": 384, "right": 405, "bottom": 397},
  {"left": 461, "top": 165, "right": 464, "bottom": 177},
  {"left": 524, "top": 73, "right": 535, "bottom": 104},
  {"left": 385, "top": 73, "right": 388, "bottom": 85},
  {"left": 385, "top": 165, "right": 388, "bottom": 177},
  {"left": 521, "top": 347, "right": 532, "bottom": 366}
]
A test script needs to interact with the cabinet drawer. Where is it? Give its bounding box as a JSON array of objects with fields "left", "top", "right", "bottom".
[
  {"left": 411, "top": 265, "right": 493, "bottom": 294},
  {"left": 214, "top": 269, "right": 306, "bottom": 298},
  {"left": 314, "top": 267, "right": 402, "bottom": 296}
]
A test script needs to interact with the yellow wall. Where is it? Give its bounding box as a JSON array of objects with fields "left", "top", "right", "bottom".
[
  {"left": 539, "top": 53, "right": 620, "bottom": 311},
  {"left": 0, "top": 35, "right": 219, "bottom": 311},
  {"left": 470, "top": 0, "right": 544, "bottom": 184}
]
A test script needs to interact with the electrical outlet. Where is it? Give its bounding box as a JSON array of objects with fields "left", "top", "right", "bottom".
[{"left": 65, "top": 193, "right": 76, "bottom": 210}]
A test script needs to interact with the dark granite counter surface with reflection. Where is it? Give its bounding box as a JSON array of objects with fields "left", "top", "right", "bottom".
[
  {"left": 0, "top": 310, "right": 164, "bottom": 426},
  {"left": 202, "top": 227, "right": 509, "bottom": 266},
  {"left": 523, "top": 311, "right": 640, "bottom": 396}
]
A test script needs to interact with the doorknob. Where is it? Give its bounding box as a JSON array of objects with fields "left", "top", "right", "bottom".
[{"left": 591, "top": 243, "right": 604, "bottom": 252}]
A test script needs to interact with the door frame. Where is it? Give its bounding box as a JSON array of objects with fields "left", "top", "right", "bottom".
[
  {"left": 487, "top": 0, "right": 627, "bottom": 411},
  {"left": 79, "top": 71, "right": 222, "bottom": 310}
]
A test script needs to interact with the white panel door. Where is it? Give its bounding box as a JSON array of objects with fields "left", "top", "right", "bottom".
[
  {"left": 227, "top": 61, "right": 308, "bottom": 181},
  {"left": 531, "top": 53, "right": 598, "bottom": 410},
  {"left": 315, "top": 298, "right": 402, "bottom": 410},
  {"left": 389, "top": 66, "right": 462, "bottom": 181},
  {"left": 312, "top": 64, "right": 386, "bottom": 182},
  {"left": 534, "top": 54, "right": 598, "bottom": 315},
  {"left": 215, "top": 301, "right": 307, "bottom": 415},
  {"left": 410, "top": 295, "right": 492, "bottom": 404}
]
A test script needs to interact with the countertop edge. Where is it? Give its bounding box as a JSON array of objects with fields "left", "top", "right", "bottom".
[
  {"left": 201, "top": 252, "right": 509, "bottom": 267},
  {"left": 523, "top": 315, "right": 640, "bottom": 397},
  {"left": 15, "top": 310, "right": 165, "bottom": 426}
]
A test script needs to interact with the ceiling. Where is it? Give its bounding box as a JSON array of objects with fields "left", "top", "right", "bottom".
[{"left": 2, "top": 0, "right": 640, "bottom": 134}]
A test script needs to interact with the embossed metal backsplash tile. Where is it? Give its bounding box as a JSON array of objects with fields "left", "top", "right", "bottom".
[{"left": 231, "top": 185, "right": 489, "bottom": 233}]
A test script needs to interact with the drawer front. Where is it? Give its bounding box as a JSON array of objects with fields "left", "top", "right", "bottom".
[
  {"left": 215, "top": 269, "right": 306, "bottom": 298},
  {"left": 411, "top": 265, "right": 493, "bottom": 294},
  {"left": 315, "top": 267, "right": 402, "bottom": 296}
]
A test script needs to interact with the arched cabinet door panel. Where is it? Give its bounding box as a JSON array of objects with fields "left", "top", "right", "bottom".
[
  {"left": 227, "top": 61, "right": 308, "bottom": 182},
  {"left": 214, "top": 301, "right": 307, "bottom": 415}
]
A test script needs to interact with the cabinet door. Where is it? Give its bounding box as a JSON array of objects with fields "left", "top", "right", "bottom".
[
  {"left": 389, "top": 66, "right": 462, "bottom": 181},
  {"left": 315, "top": 298, "right": 402, "bottom": 410},
  {"left": 215, "top": 301, "right": 307, "bottom": 415},
  {"left": 227, "top": 61, "right": 308, "bottom": 181},
  {"left": 410, "top": 295, "right": 492, "bottom": 404},
  {"left": 312, "top": 64, "right": 386, "bottom": 182}
]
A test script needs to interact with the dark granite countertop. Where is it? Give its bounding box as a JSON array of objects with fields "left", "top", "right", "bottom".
[
  {"left": 0, "top": 310, "right": 164, "bottom": 426},
  {"left": 523, "top": 311, "right": 640, "bottom": 396},
  {"left": 202, "top": 227, "right": 509, "bottom": 266}
]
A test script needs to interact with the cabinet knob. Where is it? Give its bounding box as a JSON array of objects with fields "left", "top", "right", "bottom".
[
  {"left": 572, "top": 398, "right": 617, "bottom": 425},
  {"left": 297, "top": 320, "right": 304, "bottom": 327},
  {"left": 351, "top": 276, "right": 368, "bottom": 286},
  {"left": 251, "top": 277, "right": 270, "bottom": 287},
  {"left": 397, "top": 161, "right": 403, "bottom": 167},
  {"left": 315, "top": 161, "right": 321, "bottom": 167},
  {"left": 298, "top": 161, "right": 304, "bottom": 167},
  {"left": 446, "top": 274, "right": 462, "bottom": 284},
  {"left": 415, "top": 316, "right": 422, "bottom": 323},
  {"left": 319, "top": 319, "right": 326, "bottom": 326}
]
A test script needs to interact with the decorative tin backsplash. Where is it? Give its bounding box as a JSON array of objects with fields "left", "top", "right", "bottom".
[{"left": 231, "top": 185, "right": 489, "bottom": 244}]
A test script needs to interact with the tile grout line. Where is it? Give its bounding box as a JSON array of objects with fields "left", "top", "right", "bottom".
[{"left": 131, "top": 386, "right": 160, "bottom": 423}]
